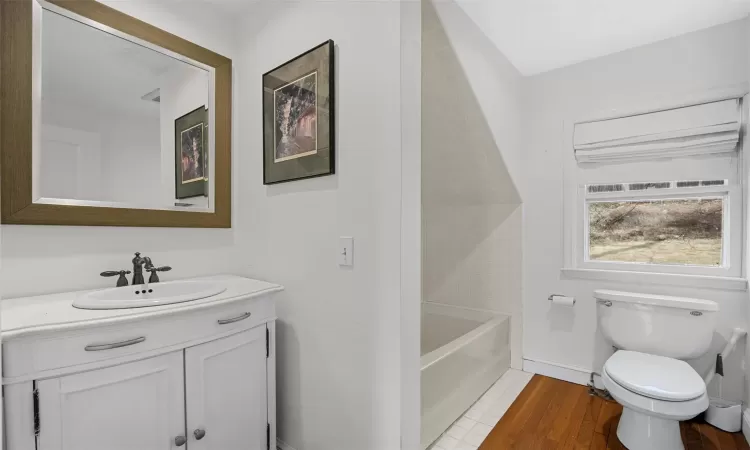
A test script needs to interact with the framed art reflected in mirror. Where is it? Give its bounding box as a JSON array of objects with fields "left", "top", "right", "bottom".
[
  {"left": 175, "top": 106, "right": 208, "bottom": 200},
  {"left": 262, "top": 40, "right": 335, "bottom": 184}
]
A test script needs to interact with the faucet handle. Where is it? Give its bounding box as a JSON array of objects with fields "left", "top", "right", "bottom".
[
  {"left": 101, "top": 270, "right": 125, "bottom": 277},
  {"left": 101, "top": 270, "right": 131, "bottom": 287},
  {"left": 147, "top": 266, "right": 171, "bottom": 283}
]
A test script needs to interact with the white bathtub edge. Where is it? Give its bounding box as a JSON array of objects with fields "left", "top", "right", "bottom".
[
  {"left": 277, "top": 439, "right": 297, "bottom": 450},
  {"left": 421, "top": 308, "right": 512, "bottom": 449},
  {"left": 421, "top": 314, "right": 509, "bottom": 371},
  {"left": 423, "top": 301, "right": 510, "bottom": 323},
  {"left": 422, "top": 349, "right": 512, "bottom": 449}
]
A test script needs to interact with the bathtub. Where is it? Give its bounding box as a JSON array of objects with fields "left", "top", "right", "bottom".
[{"left": 421, "top": 303, "right": 510, "bottom": 449}]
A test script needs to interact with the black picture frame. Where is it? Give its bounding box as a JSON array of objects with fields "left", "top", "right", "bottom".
[
  {"left": 175, "top": 106, "right": 208, "bottom": 199},
  {"left": 262, "top": 40, "right": 335, "bottom": 184}
]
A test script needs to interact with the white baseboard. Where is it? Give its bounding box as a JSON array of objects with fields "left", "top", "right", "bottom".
[
  {"left": 277, "top": 439, "right": 297, "bottom": 450},
  {"left": 742, "top": 409, "right": 750, "bottom": 446},
  {"left": 522, "top": 358, "right": 592, "bottom": 386}
]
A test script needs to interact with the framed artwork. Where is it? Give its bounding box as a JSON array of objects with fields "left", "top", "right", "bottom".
[
  {"left": 263, "top": 40, "right": 335, "bottom": 184},
  {"left": 175, "top": 106, "right": 208, "bottom": 199}
]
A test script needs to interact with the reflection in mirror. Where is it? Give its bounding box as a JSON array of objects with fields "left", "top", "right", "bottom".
[{"left": 38, "top": 8, "right": 212, "bottom": 211}]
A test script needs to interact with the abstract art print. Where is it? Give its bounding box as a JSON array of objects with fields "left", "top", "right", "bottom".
[
  {"left": 274, "top": 72, "right": 318, "bottom": 162},
  {"left": 181, "top": 123, "right": 204, "bottom": 183},
  {"left": 175, "top": 106, "right": 208, "bottom": 199},
  {"left": 263, "top": 41, "right": 334, "bottom": 184}
]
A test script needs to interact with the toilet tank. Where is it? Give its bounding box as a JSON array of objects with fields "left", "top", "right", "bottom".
[{"left": 595, "top": 290, "right": 718, "bottom": 360}]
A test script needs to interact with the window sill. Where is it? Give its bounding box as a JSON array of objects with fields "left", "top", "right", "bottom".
[{"left": 560, "top": 268, "right": 748, "bottom": 291}]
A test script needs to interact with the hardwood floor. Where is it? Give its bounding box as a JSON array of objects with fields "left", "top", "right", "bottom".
[{"left": 478, "top": 375, "right": 749, "bottom": 450}]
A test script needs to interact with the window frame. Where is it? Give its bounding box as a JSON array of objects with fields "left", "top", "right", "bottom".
[{"left": 575, "top": 183, "right": 741, "bottom": 277}]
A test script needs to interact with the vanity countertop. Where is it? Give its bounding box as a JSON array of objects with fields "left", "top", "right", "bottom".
[{"left": 1, "top": 275, "right": 283, "bottom": 340}]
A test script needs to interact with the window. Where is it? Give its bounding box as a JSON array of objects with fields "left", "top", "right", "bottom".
[
  {"left": 575, "top": 175, "right": 740, "bottom": 276},
  {"left": 586, "top": 183, "right": 726, "bottom": 267},
  {"left": 566, "top": 98, "right": 743, "bottom": 278}
]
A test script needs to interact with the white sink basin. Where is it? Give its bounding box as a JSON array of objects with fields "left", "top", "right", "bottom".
[{"left": 73, "top": 280, "right": 227, "bottom": 310}]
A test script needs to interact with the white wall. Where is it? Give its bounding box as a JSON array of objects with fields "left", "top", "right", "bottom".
[
  {"left": 102, "top": 115, "right": 162, "bottom": 206},
  {"left": 1, "top": 1, "right": 239, "bottom": 299},
  {"left": 234, "top": 2, "right": 405, "bottom": 449},
  {"left": 40, "top": 101, "right": 162, "bottom": 206},
  {"left": 39, "top": 123, "right": 103, "bottom": 202},
  {"left": 400, "top": 0, "right": 422, "bottom": 448},
  {"left": 523, "top": 18, "right": 749, "bottom": 403},
  {"left": 422, "top": 0, "right": 524, "bottom": 369}
]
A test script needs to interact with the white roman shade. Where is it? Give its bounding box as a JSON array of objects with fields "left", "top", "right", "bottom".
[{"left": 574, "top": 99, "right": 741, "bottom": 163}]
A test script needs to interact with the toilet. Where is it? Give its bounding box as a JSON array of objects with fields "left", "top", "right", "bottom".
[{"left": 595, "top": 290, "right": 718, "bottom": 450}]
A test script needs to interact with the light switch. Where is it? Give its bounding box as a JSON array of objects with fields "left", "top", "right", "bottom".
[{"left": 338, "top": 237, "right": 354, "bottom": 266}]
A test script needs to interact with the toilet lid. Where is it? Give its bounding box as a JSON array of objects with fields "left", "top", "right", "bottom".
[{"left": 604, "top": 351, "right": 706, "bottom": 401}]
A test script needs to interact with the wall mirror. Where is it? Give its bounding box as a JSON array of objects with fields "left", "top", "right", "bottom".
[{"left": 1, "top": 0, "right": 232, "bottom": 227}]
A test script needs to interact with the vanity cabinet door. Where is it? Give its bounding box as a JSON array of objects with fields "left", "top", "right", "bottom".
[
  {"left": 185, "top": 326, "right": 268, "bottom": 450},
  {"left": 36, "top": 351, "right": 186, "bottom": 450}
]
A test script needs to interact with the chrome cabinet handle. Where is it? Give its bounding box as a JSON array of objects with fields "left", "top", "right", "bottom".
[
  {"left": 174, "top": 436, "right": 187, "bottom": 447},
  {"left": 84, "top": 337, "right": 146, "bottom": 351},
  {"left": 217, "top": 312, "right": 252, "bottom": 325},
  {"left": 194, "top": 428, "right": 206, "bottom": 440}
]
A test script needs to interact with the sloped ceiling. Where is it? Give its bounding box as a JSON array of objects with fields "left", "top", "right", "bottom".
[{"left": 456, "top": 0, "right": 750, "bottom": 75}]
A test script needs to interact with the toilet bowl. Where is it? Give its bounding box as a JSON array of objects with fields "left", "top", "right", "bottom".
[
  {"left": 602, "top": 350, "right": 709, "bottom": 450},
  {"left": 595, "top": 290, "right": 718, "bottom": 450}
]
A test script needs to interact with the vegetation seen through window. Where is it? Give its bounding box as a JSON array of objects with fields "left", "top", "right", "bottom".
[{"left": 588, "top": 198, "right": 723, "bottom": 266}]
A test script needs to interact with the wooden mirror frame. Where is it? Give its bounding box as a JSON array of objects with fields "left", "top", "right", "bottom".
[{"left": 0, "top": 0, "right": 232, "bottom": 228}]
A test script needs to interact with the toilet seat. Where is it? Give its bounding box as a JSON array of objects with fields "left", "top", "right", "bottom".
[
  {"left": 602, "top": 351, "right": 709, "bottom": 422},
  {"left": 602, "top": 368, "right": 709, "bottom": 421},
  {"left": 604, "top": 350, "right": 705, "bottom": 401}
]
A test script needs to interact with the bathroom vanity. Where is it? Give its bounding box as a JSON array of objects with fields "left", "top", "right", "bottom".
[{"left": 1, "top": 275, "right": 281, "bottom": 450}]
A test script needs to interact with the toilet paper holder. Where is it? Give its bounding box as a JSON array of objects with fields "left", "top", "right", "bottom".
[{"left": 548, "top": 294, "right": 576, "bottom": 305}]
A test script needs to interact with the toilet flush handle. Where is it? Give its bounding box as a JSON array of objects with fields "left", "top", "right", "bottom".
[{"left": 597, "top": 300, "right": 612, "bottom": 307}]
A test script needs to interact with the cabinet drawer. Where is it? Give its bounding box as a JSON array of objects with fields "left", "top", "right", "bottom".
[{"left": 3, "top": 295, "right": 275, "bottom": 380}]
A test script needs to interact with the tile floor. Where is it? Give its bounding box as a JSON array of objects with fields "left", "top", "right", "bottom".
[{"left": 429, "top": 369, "right": 534, "bottom": 450}]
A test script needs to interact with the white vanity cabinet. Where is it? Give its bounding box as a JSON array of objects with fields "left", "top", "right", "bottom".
[
  {"left": 36, "top": 351, "right": 187, "bottom": 450},
  {"left": 1, "top": 276, "right": 281, "bottom": 450},
  {"left": 184, "top": 327, "right": 269, "bottom": 450}
]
